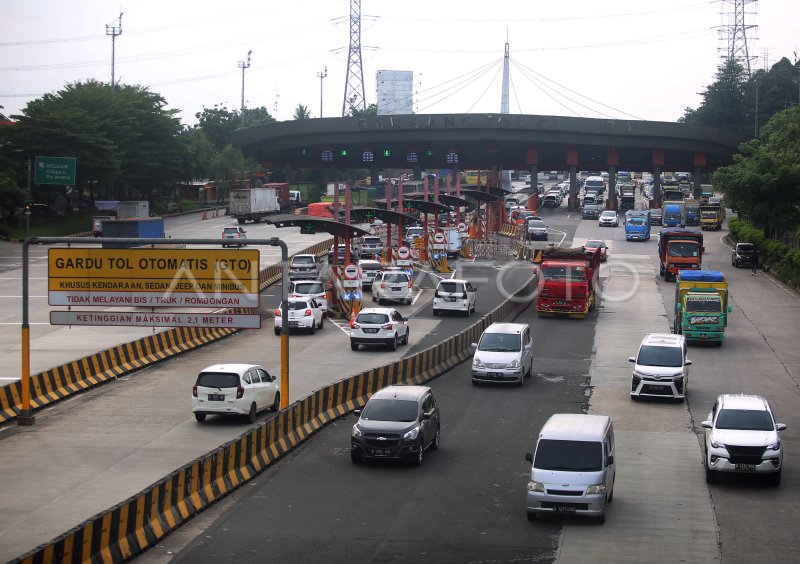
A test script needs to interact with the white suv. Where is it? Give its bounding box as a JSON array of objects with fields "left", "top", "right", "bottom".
[
  {"left": 629, "top": 333, "right": 691, "bottom": 400},
  {"left": 191, "top": 363, "right": 280, "bottom": 423},
  {"left": 471, "top": 323, "right": 533, "bottom": 386},
  {"left": 350, "top": 307, "right": 409, "bottom": 351},
  {"left": 701, "top": 394, "right": 786, "bottom": 485},
  {"left": 289, "top": 279, "right": 328, "bottom": 313},
  {"left": 372, "top": 271, "right": 413, "bottom": 305},
  {"left": 433, "top": 279, "right": 477, "bottom": 316}
]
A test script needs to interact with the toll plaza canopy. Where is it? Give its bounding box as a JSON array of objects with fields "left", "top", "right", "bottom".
[
  {"left": 460, "top": 188, "right": 504, "bottom": 203},
  {"left": 436, "top": 193, "right": 474, "bottom": 209},
  {"left": 347, "top": 206, "right": 418, "bottom": 226},
  {"left": 262, "top": 214, "right": 370, "bottom": 238}
]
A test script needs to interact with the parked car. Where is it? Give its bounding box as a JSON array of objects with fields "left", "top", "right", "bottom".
[
  {"left": 584, "top": 240, "right": 608, "bottom": 262},
  {"left": 289, "top": 254, "right": 320, "bottom": 280},
  {"left": 191, "top": 363, "right": 280, "bottom": 423},
  {"left": 350, "top": 384, "right": 440, "bottom": 465},
  {"left": 221, "top": 226, "right": 247, "bottom": 247},
  {"left": 471, "top": 322, "right": 533, "bottom": 386},
  {"left": 731, "top": 242, "right": 756, "bottom": 268},
  {"left": 598, "top": 210, "right": 619, "bottom": 227},
  {"left": 701, "top": 394, "right": 785, "bottom": 485},
  {"left": 432, "top": 278, "right": 477, "bottom": 316},
  {"left": 526, "top": 219, "right": 548, "bottom": 241},
  {"left": 628, "top": 333, "right": 691, "bottom": 400},
  {"left": 350, "top": 307, "right": 409, "bottom": 351},
  {"left": 274, "top": 297, "right": 324, "bottom": 335},
  {"left": 289, "top": 279, "right": 328, "bottom": 313},
  {"left": 372, "top": 270, "right": 413, "bottom": 305},
  {"left": 358, "top": 259, "right": 383, "bottom": 288}
]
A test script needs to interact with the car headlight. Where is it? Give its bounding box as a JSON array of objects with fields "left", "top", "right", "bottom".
[
  {"left": 768, "top": 439, "right": 781, "bottom": 451},
  {"left": 506, "top": 359, "right": 521, "bottom": 369},
  {"left": 586, "top": 484, "right": 606, "bottom": 495},
  {"left": 403, "top": 426, "right": 420, "bottom": 441},
  {"left": 527, "top": 481, "right": 545, "bottom": 492},
  {"left": 352, "top": 424, "right": 361, "bottom": 438},
  {"left": 709, "top": 437, "right": 724, "bottom": 449},
  {"left": 473, "top": 357, "right": 484, "bottom": 368}
]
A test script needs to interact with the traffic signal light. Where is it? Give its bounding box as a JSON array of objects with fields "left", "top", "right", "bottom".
[{"left": 383, "top": 149, "right": 391, "bottom": 158}]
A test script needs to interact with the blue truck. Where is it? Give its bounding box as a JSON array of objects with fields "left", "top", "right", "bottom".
[
  {"left": 663, "top": 202, "right": 685, "bottom": 228},
  {"left": 625, "top": 210, "right": 651, "bottom": 241}
]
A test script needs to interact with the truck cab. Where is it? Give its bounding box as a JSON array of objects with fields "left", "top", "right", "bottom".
[
  {"left": 624, "top": 210, "right": 651, "bottom": 241},
  {"left": 658, "top": 228, "right": 704, "bottom": 281},
  {"left": 674, "top": 270, "right": 732, "bottom": 344}
]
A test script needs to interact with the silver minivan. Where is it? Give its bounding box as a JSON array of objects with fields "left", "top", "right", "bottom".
[
  {"left": 471, "top": 322, "right": 533, "bottom": 386},
  {"left": 525, "top": 413, "right": 615, "bottom": 523}
]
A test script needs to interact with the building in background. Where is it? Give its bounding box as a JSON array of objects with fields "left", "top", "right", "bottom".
[{"left": 377, "top": 70, "right": 413, "bottom": 115}]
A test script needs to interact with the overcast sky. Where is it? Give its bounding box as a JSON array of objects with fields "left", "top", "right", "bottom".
[{"left": 2, "top": 0, "right": 798, "bottom": 126}]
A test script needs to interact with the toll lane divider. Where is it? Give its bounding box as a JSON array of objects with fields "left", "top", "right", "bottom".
[
  {"left": 12, "top": 274, "right": 536, "bottom": 564},
  {"left": 0, "top": 238, "right": 333, "bottom": 426}
]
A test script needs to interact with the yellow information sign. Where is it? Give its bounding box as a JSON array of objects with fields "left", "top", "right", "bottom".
[{"left": 48, "top": 248, "right": 260, "bottom": 307}]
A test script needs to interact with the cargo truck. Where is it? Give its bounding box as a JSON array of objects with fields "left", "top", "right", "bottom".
[
  {"left": 685, "top": 202, "right": 701, "bottom": 226},
  {"left": 700, "top": 204, "right": 725, "bottom": 230},
  {"left": 673, "top": 270, "right": 731, "bottom": 345},
  {"left": 536, "top": 246, "right": 600, "bottom": 318},
  {"left": 624, "top": 210, "right": 651, "bottom": 241},
  {"left": 658, "top": 228, "right": 704, "bottom": 281},
  {"left": 663, "top": 202, "right": 685, "bottom": 228},
  {"left": 229, "top": 183, "right": 291, "bottom": 224},
  {"left": 619, "top": 186, "right": 636, "bottom": 212}
]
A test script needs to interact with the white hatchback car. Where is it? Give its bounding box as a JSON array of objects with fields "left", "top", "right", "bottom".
[
  {"left": 191, "top": 363, "right": 280, "bottom": 423},
  {"left": 289, "top": 279, "right": 328, "bottom": 313},
  {"left": 433, "top": 279, "right": 477, "bottom": 316},
  {"left": 372, "top": 271, "right": 413, "bottom": 305},
  {"left": 274, "top": 297, "right": 324, "bottom": 335},
  {"left": 350, "top": 307, "right": 409, "bottom": 351},
  {"left": 701, "top": 394, "right": 786, "bottom": 485}
]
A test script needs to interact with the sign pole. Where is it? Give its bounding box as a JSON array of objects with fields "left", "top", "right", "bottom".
[{"left": 19, "top": 240, "right": 34, "bottom": 425}]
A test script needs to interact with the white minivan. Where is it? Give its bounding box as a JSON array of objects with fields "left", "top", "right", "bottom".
[
  {"left": 525, "top": 413, "right": 616, "bottom": 523},
  {"left": 471, "top": 323, "right": 533, "bottom": 386},
  {"left": 433, "top": 278, "right": 476, "bottom": 316},
  {"left": 192, "top": 363, "right": 280, "bottom": 423}
]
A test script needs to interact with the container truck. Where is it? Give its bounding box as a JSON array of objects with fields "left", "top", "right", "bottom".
[
  {"left": 100, "top": 218, "right": 165, "bottom": 249},
  {"left": 116, "top": 201, "right": 149, "bottom": 219},
  {"left": 673, "top": 270, "right": 731, "bottom": 345},
  {"left": 229, "top": 183, "right": 291, "bottom": 223},
  {"left": 624, "top": 210, "right": 651, "bottom": 241},
  {"left": 536, "top": 246, "right": 600, "bottom": 318},
  {"left": 658, "top": 228, "right": 704, "bottom": 281}
]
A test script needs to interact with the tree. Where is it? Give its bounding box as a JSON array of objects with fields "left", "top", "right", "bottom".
[
  {"left": 714, "top": 105, "right": 800, "bottom": 237},
  {"left": 347, "top": 102, "right": 378, "bottom": 118},
  {"left": 681, "top": 59, "right": 748, "bottom": 133},
  {"left": 293, "top": 105, "right": 312, "bottom": 120}
]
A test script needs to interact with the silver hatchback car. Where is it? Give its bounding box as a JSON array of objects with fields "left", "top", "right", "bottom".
[{"left": 471, "top": 322, "right": 533, "bottom": 386}]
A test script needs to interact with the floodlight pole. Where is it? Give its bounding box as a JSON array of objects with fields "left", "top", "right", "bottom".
[
  {"left": 239, "top": 50, "right": 252, "bottom": 128},
  {"left": 317, "top": 66, "right": 327, "bottom": 118},
  {"left": 106, "top": 13, "right": 123, "bottom": 95}
]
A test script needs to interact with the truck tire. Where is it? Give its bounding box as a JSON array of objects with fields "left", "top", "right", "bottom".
[{"left": 237, "top": 218, "right": 245, "bottom": 225}]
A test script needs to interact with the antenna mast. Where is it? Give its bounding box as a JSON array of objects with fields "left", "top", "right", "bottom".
[
  {"left": 238, "top": 50, "right": 252, "bottom": 128},
  {"left": 106, "top": 13, "right": 123, "bottom": 94}
]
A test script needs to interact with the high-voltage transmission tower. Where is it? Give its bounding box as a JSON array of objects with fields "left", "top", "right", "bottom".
[
  {"left": 719, "top": 0, "right": 758, "bottom": 77},
  {"left": 342, "top": 0, "right": 366, "bottom": 116}
]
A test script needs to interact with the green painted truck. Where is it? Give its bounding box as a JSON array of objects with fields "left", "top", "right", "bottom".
[{"left": 674, "top": 270, "right": 731, "bottom": 345}]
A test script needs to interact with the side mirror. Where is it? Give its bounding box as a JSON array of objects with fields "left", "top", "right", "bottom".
[
  {"left": 685, "top": 360, "right": 693, "bottom": 366},
  {"left": 525, "top": 452, "right": 533, "bottom": 463},
  {"left": 702, "top": 246, "right": 706, "bottom": 252},
  {"left": 470, "top": 343, "right": 478, "bottom": 351},
  {"left": 354, "top": 409, "right": 362, "bottom": 416},
  {"left": 401, "top": 316, "right": 408, "bottom": 322},
  {"left": 628, "top": 356, "right": 636, "bottom": 363},
  {"left": 606, "top": 455, "right": 614, "bottom": 466},
  {"left": 776, "top": 423, "right": 787, "bottom": 431},
  {"left": 421, "top": 412, "right": 432, "bottom": 421},
  {"left": 700, "top": 420, "right": 712, "bottom": 429},
  {"left": 727, "top": 305, "right": 732, "bottom": 313}
]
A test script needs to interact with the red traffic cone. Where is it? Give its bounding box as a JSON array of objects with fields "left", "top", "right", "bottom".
[{"left": 349, "top": 310, "right": 356, "bottom": 328}]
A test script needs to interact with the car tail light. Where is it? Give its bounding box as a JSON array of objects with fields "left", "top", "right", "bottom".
[
  {"left": 304, "top": 309, "right": 312, "bottom": 316},
  {"left": 236, "top": 385, "right": 244, "bottom": 399},
  {"left": 408, "top": 280, "right": 412, "bottom": 288},
  {"left": 192, "top": 384, "right": 197, "bottom": 397},
  {"left": 382, "top": 323, "right": 394, "bottom": 330},
  {"left": 381, "top": 282, "right": 386, "bottom": 289}
]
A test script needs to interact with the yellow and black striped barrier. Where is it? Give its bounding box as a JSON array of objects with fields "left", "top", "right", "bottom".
[
  {"left": 513, "top": 243, "right": 543, "bottom": 263},
  {"left": 12, "top": 275, "right": 535, "bottom": 564}
]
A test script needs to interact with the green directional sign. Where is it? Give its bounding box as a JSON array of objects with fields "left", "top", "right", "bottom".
[{"left": 34, "top": 156, "right": 76, "bottom": 185}]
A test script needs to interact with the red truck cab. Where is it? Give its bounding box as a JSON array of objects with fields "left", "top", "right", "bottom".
[
  {"left": 536, "top": 246, "right": 600, "bottom": 318},
  {"left": 658, "top": 228, "right": 704, "bottom": 281}
]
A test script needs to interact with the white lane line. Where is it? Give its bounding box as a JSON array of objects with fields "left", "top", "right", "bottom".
[
  {"left": 330, "top": 318, "right": 352, "bottom": 335},
  {"left": 411, "top": 288, "right": 425, "bottom": 304}
]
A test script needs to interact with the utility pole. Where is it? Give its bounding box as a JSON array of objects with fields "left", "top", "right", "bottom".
[
  {"left": 106, "top": 12, "right": 123, "bottom": 94},
  {"left": 317, "top": 66, "right": 327, "bottom": 118},
  {"left": 238, "top": 50, "right": 252, "bottom": 128}
]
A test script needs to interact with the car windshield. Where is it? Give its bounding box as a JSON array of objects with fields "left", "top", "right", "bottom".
[
  {"left": 534, "top": 439, "right": 603, "bottom": 472},
  {"left": 294, "top": 282, "right": 324, "bottom": 294},
  {"left": 384, "top": 274, "right": 408, "bottom": 284},
  {"left": 701, "top": 211, "right": 717, "bottom": 219},
  {"left": 585, "top": 241, "right": 601, "bottom": 248},
  {"left": 668, "top": 243, "right": 699, "bottom": 258},
  {"left": 716, "top": 409, "right": 774, "bottom": 431},
  {"left": 292, "top": 256, "right": 314, "bottom": 265},
  {"left": 686, "top": 296, "right": 721, "bottom": 313},
  {"left": 361, "top": 398, "right": 418, "bottom": 422},
  {"left": 356, "top": 313, "right": 389, "bottom": 324},
  {"left": 363, "top": 238, "right": 380, "bottom": 245},
  {"left": 627, "top": 218, "right": 644, "bottom": 225},
  {"left": 223, "top": 228, "right": 239, "bottom": 234},
  {"left": 737, "top": 244, "right": 755, "bottom": 254},
  {"left": 540, "top": 266, "right": 585, "bottom": 280},
  {"left": 281, "top": 300, "right": 310, "bottom": 311},
  {"left": 601, "top": 212, "right": 615, "bottom": 218},
  {"left": 359, "top": 263, "right": 382, "bottom": 271},
  {"left": 637, "top": 345, "right": 683, "bottom": 367},
  {"left": 529, "top": 220, "right": 546, "bottom": 228},
  {"left": 196, "top": 372, "right": 239, "bottom": 389},
  {"left": 478, "top": 332, "right": 521, "bottom": 352}
]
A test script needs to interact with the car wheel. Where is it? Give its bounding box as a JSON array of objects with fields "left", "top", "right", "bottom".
[
  {"left": 271, "top": 392, "right": 280, "bottom": 412},
  {"left": 388, "top": 334, "right": 398, "bottom": 351},
  {"left": 596, "top": 511, "right": 606, "bottom": 524},
  {"left": 378, "top": 297, "right": 385, "bottom": 305},
  {"left": 318, "top": 316, "right": 324, "bottom": 329},
  {"left": 372, "top": 292, "right": 377, "bottom": 302},
  {"left": 350, "top": 451, "right": 361, "bottom": 464},
  {"left": 526, "top": 511, "right": 538, "bottom": 522},
  {"left": 246, "top": 403, "right": 257, "bottom": 424},
  {"left": 194, "top": 412, "right": 206, "bottom": 422},
  {"left": 472, "top": 379, "right": 479, "bottom": 386},
  {"left": 705, "top": 464, "right": 717, "bottom": 484},
  {"left": 309, "top": 321, "right": 316, "bottom": 334},
  {"left": 403, "top": 329, "right": 410, "bottom": 345},
  {"left": 412, "top": 440, "right": 424, "bottom": 466},
  {"left": 433, "top": 308, "right": 439, "bottom": 316},
  {"left": 350, "top": 341, "right": 359, "bottom": 351},
  {"left": 767, "top": 470, "right": 781, "bottom": 486}
]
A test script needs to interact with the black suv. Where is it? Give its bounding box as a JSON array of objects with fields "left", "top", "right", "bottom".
[
  {"left": 731, "top": 242, "right": 756, "bottom": 268},
  {"left": 351, "top": 385, "right": 440, "bottom": 466}
]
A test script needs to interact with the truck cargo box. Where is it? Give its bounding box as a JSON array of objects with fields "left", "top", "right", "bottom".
[
  {"left": 101, "top": 218, "right": 165, "bottom": 248},
  {"left": 116, "top": 201, "right": 150, "bottom": 219}
]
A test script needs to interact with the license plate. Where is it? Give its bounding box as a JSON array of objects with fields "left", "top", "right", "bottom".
[
  {"left": 372, "top": 449, "right": 391, "bottom": 456},
  {"left": 554, "top": 301, "right": 567, "bottom": 306},
  {"left": 289, "top": 321, "right": 299, "bottom": 327},
  {"left": 208, "top": 394, "right": 224, "bottom": 401},
  {"left": 447, "top": 296, "right": 457, "bottom": 302},
  {"left": 363, "top": 328, "right": 379, "bottom": 334},
  {"left": 554, "top": 506, "right": 576, "bottom": 513},
  {"left": 391, "top": 286, "right": 402, "bottom": 291},
  {"left": 487, "top": 372, "right": 503, "bottom": 377},
  {"left": 735, "top": 464, "right": 756, "bottom": 471}
]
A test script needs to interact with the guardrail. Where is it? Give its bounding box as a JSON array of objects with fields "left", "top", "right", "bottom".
[
  {"left": 0, "top": 238, "right": 333, "bottom": 425},
  {"left": 12, "top": 274, "right": 536, "bottom": 564}
]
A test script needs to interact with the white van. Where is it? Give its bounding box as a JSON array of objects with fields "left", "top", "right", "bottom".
[{"left": 525, "top": 413, "right": 615, "bottom": 523}]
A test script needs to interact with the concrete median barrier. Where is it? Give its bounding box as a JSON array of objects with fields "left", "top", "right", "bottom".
[{"left": 12, "top": 274, "right": 535, "bottom": 564}]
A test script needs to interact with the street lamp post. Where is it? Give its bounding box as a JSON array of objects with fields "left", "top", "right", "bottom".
[
  {"left": 239, "top": 50, "right": 252, "bottom": 128},
  {"left": 317, "top": 66, "right": 327, "bottom": 118}
]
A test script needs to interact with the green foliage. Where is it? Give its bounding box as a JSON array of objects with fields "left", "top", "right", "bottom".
[
  {"left": 293, "top": 105, "right": 312, "bottom": 120},
  {"left": 347, "top": 103, "right": 378, "bottom": 118},
  {"left": 729, "top": 217, "right": 800, "bottom": 288}
]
